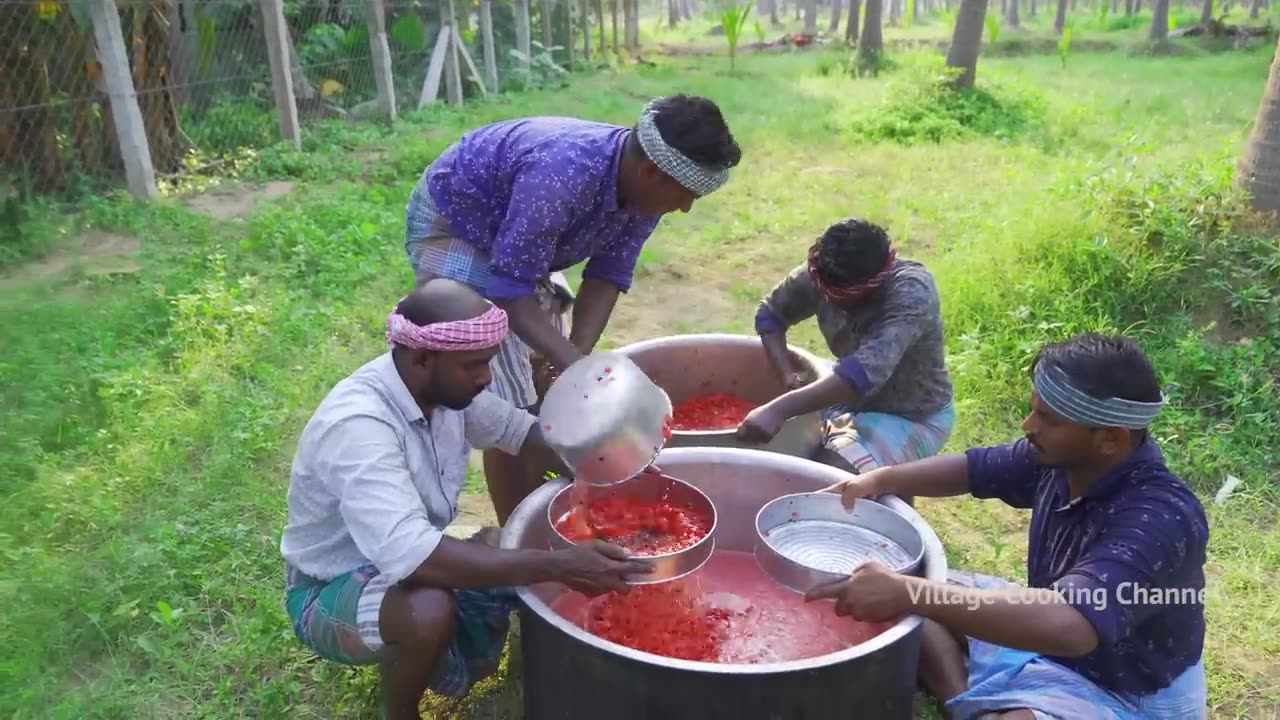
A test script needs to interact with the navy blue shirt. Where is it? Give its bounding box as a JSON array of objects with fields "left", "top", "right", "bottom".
[{"left": 966, "top": 437, "right": 1209, "bottom": 696}]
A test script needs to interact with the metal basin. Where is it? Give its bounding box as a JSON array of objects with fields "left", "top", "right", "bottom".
[
  {"left": 538, "top": 350, "right": 673, "bottom": 487},
  {"left": 500, "top": 447, "right": 948, "bottom": 720},
  {"left": 615, "top": 334, "right": 830, "bottom": 459},
  {"left": 546, "top": 472, "right": 717, "bottom": 584},
  {"left": 755, "top": 491, "right": 926, "bottom": 595}
]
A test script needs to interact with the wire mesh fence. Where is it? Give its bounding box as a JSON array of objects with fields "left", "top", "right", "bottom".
[
  {"left": 2, "top": 0, "right": 653, "bottom": 203},
  {"left": 1, "top": 0, "right": 125, "bottom": 196}
]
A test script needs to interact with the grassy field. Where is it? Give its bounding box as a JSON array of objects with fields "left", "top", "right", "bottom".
[{"left": 3, "top": 34, "right": 1280, "bottom": 720}]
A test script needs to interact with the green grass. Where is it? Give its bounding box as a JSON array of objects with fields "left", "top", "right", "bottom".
[{"left": 3, "top": 41, "right": 1279, "bottom": 719}]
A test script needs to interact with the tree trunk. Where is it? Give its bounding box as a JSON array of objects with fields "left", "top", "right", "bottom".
[
  {"left": 770, "top": 0, "right": 781, "bottom": 24},
  {"left": 860, "top": 0, "right": 883, "bottom": 57},
  {"left": 1250, "top": 0, "right": 1262, "bottom": 19},
  {"left": 681, "top": 0, "right": 693, "bottom": 20},
  {"left": 542, "top": 0, "right": 554, "bottom": 47},
  {"left": 1054, "top": 0, "right": 1068, "bottom": 33},
  {"left": 946, "top": 0, "right": 989, "bottom": 87},
  {"left": 830, "top": 0, "right": 843, "bottom": 31},
  {"left": 804, "top": 0, "right": 818, "bottom": 30},
  {"left": 1200, "top": 0, "right": 1213, "bottom": 24},
  {"left": 847, "top": 0, "right": 862, "bottom": 39},
  {"left": 668, "top": 0, "right": 680, "bottom": 25},
  {"left": 1032, "top": 0, "right": 1038, "bottom": 17},
  {"left": 611, "top": 0, "right": 619, "bottom": 52},
  {"left": 625, "top": 0, "right": 639, "bottom": 47},
  {"left": 596, "top": 0, "right": 606, "bottom": 54},
  {"left": 1007, "top": 0, "right": 1020, "bottom": 25},
  {"left": 889, "top": 0, "right": 901, "bottom": 23},
  {"left": 1237, "top": 33, "right": 1280, "bottom": 212},
  {"left": 581, "top": 0, "right": 592, "bottom": 60},
  {"left": 1149, "top": 0, "right": 1168, "bottom": 39}
]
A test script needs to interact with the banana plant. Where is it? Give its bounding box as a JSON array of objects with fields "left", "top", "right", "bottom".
[{"left": 719, "top": 0, "right": 753, "bottom": 73}]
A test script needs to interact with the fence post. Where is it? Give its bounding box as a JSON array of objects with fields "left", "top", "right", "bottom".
[
  {"left": 260, "top": 0, "right": 302, "bottom": 149},
  {"left": 365, "top": 0, "right": 397, "bottom": 121},
  {"left": 514, "top": 0, "right": 532, "bottom": 73},
  {"left": 480, "top": 0, "right": 499, "bottom": 93},
  {"left": 443, "top": 0, "right": 464, "bottom": 105},
  {"left": 87, "top": 0, "right": 158, "bottom": 199}
]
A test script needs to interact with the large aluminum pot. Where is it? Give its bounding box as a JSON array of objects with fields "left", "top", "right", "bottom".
[
  {"left": 537, "top": 350, "right": 673, "bottom": 486},
  {"left": 500, "top": 447, "right": 948, "bottom": 720},
  {"left": 615, "top": 334, "right": 831, "bottom": 459}
]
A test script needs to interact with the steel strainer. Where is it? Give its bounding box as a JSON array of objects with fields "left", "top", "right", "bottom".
[{"left": 753, "top": 492, "right": 925, "bottom": 594}]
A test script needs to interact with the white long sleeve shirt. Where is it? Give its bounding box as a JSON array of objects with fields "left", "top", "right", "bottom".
[{"left": 280, "top": 352, "right": 534, "bottom": 583}]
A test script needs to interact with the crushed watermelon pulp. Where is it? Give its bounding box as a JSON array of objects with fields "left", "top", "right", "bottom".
[
  {"left": 553, "top": 490, "right": 712, "bottom": 556},
  {"left": 550, "top": 550, "right": 890, "bottom": 663},
  {"left": 670, "top": 393, "right": 759, "bottom": 431}
]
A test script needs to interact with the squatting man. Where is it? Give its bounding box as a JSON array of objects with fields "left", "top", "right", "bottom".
[
  {"left": 814, "top": 333, "right": 1211, "bottom": 720},
  {"left": 279, "top": 280, "right": 657, "bottom": 720}
]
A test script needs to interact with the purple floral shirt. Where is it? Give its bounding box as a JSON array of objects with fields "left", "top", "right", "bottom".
[{"left": 413, "top": 117, "right": 661, "bottom": 300}]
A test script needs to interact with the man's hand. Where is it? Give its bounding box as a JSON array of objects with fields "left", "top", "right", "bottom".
[
  {"left": 821, "top": 468, "right": 891, "bottom": 509},
  {"left": 553, "top": 540, "right": 655, "bottom": 597},
  {"left": 735, "top": 404, "right": 789, "bottom": 444},
  {"left": 781, "top": 371, "right": 809, "bottom": 391},
  {"left": 804, "top": 561, "right": 914, "bottom": 622}
]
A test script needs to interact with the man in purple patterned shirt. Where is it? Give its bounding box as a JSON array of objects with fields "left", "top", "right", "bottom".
[
  {"left": 814, "top": 333, "right": 1209, "bottom": 719},
  {"left": 401, "top": 94, "right": 741, "bottom": 524}
]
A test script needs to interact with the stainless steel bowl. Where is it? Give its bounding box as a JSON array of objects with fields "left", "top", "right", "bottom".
[
  {"left": 538, "top": 350, "right": 674, "bottom": 487},
  {"left": 546, "top": 473, "right": 717, "bottom": 584},
  {"left": 614, "top": 334, "right": 830, "bottom": 459},
  {"left": 754, "top": 492, "right": 925, "bottom": 594}
]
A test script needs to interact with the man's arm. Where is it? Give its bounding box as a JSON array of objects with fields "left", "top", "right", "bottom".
[
  {"left": 567, "top": 279, "right": 620, "bottom": 356},
  {"left": 905, "top": 578, "right": 1100, "bottom": 656},
  {"left": 829, "top": 440, "right": 1041, "bottom": 510},
  {"left": 499, "top": 295, "right": 583, "bottom": 371},
  {"left": 755, "top": 264, "right": 820, "bottom": 385}
]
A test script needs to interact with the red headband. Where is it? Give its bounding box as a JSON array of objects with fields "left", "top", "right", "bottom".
[
  {"left": 386, "top": 305, "right": 508, "bottom": 351},
  {"left": 807, "top": 243, "right": 897, "bottom": 304}
]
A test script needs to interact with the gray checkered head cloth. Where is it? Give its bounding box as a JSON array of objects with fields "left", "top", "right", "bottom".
[{"left": 636, "top": 100, "right": 732, "bottom": 196}]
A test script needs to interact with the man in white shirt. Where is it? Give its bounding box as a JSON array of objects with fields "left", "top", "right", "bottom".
[{"left": 280, "top": 279, "right": 653, "bottom": 719}]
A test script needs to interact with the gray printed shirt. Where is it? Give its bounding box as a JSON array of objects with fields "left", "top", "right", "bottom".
[{"left": 756, "top": 260, "right": 953, "bottom": 419}]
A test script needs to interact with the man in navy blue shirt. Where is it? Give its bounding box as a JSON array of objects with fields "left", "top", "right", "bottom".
[{"left": 811, "top": 333, "right": 1210, "bottom": 719}]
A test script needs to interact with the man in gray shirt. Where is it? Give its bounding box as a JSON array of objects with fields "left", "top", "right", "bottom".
[
  {"left": 280, "top": 279, "right": 652, "bottom": 718},
  {"left": 738, "top": 218, "right": 954, "bottom": 488}
]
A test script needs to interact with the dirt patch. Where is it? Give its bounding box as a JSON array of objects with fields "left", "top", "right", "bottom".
[
  {"left": 450, "top": 489, "right": 499, "bottom": 535},
  {"left": 182, "top": 180, "right": 295, "bottom": 221},
  {"left": 605, "top": 264, "right": 740, "bottom": 345},
  {"left": 3, "top": 230, "right": 141, "bottom": 286}
]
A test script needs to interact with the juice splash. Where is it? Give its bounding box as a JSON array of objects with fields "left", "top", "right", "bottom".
[
  {"left": 670, "top": 393, "right": 759, "bottom": 432},
  {"left": 553, "top": 484, "right": 712, "bottom": 556},
  {"left": 550, "top": 550, "right": 890, "bottom": 663}
]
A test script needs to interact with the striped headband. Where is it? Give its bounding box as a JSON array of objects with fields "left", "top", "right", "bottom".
[
  {"left": 386, "top": 304, "right": 508, "bottom": 351},
  {"left": 636, "top": 101, "right": 730, "bottom": 197},
  {"left": 1033, "top": 363, "right": 1164, "bottom": 430}
]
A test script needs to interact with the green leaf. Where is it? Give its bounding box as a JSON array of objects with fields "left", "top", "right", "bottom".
[
  {"left": 390, "top": 14, "right": 428, "bottom": 51},
  {"left": 135, "top": 634, "right": 159, "bottom": 655}
]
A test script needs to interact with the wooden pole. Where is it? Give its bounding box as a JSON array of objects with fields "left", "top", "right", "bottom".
[
  {"left": 365, "top": 0, "right": 397, "bottom": 121},
  {"left": 258, "top": 0, "right": 301, "bottom": 149},
  {"left": 444, "top": 0, "right": 463, "bottom": 105},
  {"left": 515, "top": 0, "right": 533, "bottom": 70},
  {"left": 480, "top": 0, "right": 499, "bottom": 92},
  {"left": 418, "top": 26, "right": 450, "bottom": 107},
  {"left": 88, "top": 0, "right": 158, "bottom": 198}
]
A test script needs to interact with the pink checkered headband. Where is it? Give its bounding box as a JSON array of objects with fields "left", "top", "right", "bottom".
[{"left": 385, "top": 304, "right": 509, "bottom": 351}]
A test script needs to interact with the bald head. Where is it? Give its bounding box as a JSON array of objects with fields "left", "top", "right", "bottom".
[{"left": 396, "top": 278, "right": 493, "bottom": 326}]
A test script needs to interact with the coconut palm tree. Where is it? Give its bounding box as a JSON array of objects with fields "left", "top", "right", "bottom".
[
  {"left": 946, "top": 0, "right": 990, "bottom": 87},
  {"left": 1237, "top": 33, "right": 1280, "bottom": 213}
]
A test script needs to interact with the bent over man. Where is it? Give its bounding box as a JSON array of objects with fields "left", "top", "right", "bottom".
[{"left": 403, "top": 94, "right": 742, "bottom": 523}]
